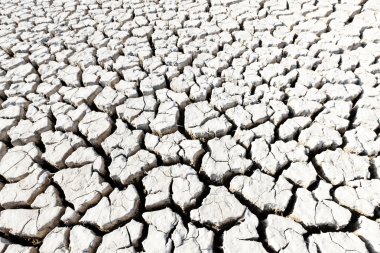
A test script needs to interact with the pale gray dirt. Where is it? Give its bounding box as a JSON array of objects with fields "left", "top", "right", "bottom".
[{"left": 0, "top": 0, "right": 379, "bottom": 252}]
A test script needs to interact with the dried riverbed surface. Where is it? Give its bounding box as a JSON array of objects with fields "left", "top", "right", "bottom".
[{"left": 0, "top": 0, "right": 380, "bottom": 252}]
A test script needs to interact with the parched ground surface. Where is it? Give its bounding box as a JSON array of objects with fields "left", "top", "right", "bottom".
[{"left": 0, "top": 0, "right": 380, "bottom": 252}]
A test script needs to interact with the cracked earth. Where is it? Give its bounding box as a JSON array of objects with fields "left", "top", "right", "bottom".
[{"left": 0, "top": 0, "right": 380, "bottom": 252}]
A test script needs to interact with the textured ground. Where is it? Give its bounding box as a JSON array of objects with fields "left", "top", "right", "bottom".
[{"left": 0, "top": 0, "right": 380, "bottom": 252}]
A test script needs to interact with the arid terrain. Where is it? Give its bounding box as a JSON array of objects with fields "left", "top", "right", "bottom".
[{"left": 0, "top": 0, "right": 379, "bottom": 252}]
